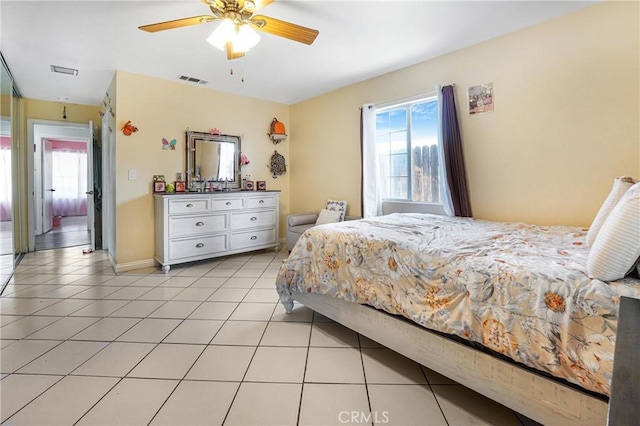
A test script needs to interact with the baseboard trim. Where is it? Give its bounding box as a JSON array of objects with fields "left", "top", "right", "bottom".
[{"left": 114, "top": 259, "right": 156, "bottom": 274}]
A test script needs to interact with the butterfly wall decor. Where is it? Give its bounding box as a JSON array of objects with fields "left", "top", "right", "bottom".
[{"left": 162, "top": 138, "right": 177, "bottom": 150}]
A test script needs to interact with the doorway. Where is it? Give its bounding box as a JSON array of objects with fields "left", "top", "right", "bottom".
[
  {"left": 28, "top": 120, "right": 97, "bottom": 252},
  {"left": 36, "top": 138, "right": 90, "bottom": 250}
]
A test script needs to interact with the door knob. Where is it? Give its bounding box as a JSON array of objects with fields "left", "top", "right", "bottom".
[{"left": 85, "top": 191, "right": 94, "bottom": 195}]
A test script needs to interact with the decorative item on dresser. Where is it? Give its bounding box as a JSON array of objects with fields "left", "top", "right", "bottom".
[{"left": 154, "top": 191, "right": 280, "bottom": 273}]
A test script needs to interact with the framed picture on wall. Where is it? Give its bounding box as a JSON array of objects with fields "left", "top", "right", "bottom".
[
  {"left": 468, "top": 83, "right": 494, "bottom": 115},
  {"left": 154, "top": 181, "right": 166, "bottom": 193}
]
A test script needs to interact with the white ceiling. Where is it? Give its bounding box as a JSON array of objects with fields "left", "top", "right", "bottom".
[{"left": 1, "top": 0, "right": 598, "bottom": 106}]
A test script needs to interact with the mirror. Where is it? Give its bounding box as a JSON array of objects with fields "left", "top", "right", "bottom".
[
  {"left": 186, "top": 131, "right": 241, "bottom": 191},
  {"left": 1, "top": 58, "right": 14, "bottom": 290}
]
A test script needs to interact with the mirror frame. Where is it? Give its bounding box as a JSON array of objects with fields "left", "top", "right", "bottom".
[{"left": 185, "top": 131, "right": 242, "bottom": 190}]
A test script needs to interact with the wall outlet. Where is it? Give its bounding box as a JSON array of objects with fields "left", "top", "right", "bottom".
[
  {"left": 176, "top": 172, "right": 183, "bottom": 181},
  {"left": 128, "top": 169, "right": 137, "bottom": 180}
]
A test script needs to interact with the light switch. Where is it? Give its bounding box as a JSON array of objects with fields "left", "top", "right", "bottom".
[{"left": 128, "top": 169, "right": 137, "bottom": 180}]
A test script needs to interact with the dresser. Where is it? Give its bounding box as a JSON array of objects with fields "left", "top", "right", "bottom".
[{"left": 154, "top": 191, "right": 280, "bottom": 273}]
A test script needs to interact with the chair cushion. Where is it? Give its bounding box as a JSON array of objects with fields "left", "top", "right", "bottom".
[
  {"left": 287, "top": 213, "right": 318, "bottom": 227},
  {"left": 288, "top": 223, "right": 316, "bottom": 235}
]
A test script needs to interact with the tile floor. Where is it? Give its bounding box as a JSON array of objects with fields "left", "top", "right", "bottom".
[{"left": 0, "top": 247, "right": 537, "bottom": 425}]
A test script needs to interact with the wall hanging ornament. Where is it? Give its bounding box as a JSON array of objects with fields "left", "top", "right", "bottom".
[
  {"left": 162, "top": 138, "right": 177, "bottom": 150},
  {"left": 268, "top": 118, "right": 287, "bottom": 144},
  {"left": 240, "top": 153, "right": 250, "bottom": 165},
  {"left": 121, "top": 121, "right": 138, "bottom": 136},
  {"left": 268, "top": 150, "right": 287, "bottom": 179}
]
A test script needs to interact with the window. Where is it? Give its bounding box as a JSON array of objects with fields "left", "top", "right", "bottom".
[{"left": 375, "top": 97, "right": 440, "bottom": 203}]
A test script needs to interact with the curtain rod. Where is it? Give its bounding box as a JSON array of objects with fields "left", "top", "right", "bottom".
[{"left": 361, "top": 83, "right": 456, "bottom": 110}]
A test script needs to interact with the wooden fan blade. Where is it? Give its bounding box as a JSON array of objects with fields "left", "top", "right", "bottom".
[
  {"left": 252, "top": 0, "right": 275, "bottom": 13},
  {"left": 250, "top": 15, "right": 318, "bottom": 45},
  {"left": 139, "top": 15, "right": 214, "bottom": 33},
  {"left": 226, "top": 42, "right": 246, "bottom": 60}
]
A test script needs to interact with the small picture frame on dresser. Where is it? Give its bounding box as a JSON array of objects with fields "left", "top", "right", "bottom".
[
  {"left": 175, "top": 181, "right": 186, "bottom": 192},
  {"left": 154, "top": 181, "right": 166, "bottom": 193},
  {"left": 257, "top": 181, "right": 266, "bottom": 191},
  {"left": 245, "top": 181, "right": 255, "bottom": 190}
]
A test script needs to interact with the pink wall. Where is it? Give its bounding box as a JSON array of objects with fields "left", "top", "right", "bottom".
[
  {"left": 0, "top": 136, "right": 10, "bottom": 149},
  {"left": 47, "top": 139, "right": 87, "bottom": 152}
]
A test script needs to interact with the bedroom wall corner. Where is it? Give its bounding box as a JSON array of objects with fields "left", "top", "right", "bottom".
[{"left": 113, "top": 71, "right": 290, "bottom": 266}]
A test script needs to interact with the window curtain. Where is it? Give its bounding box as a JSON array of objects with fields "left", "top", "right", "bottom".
[
  {"left": 0, "top": 141, "right": 11, "bottom": 221},
  {"left": 52, "top": 148, "right": 87, "bottom": 217},
  {"left": 440, "top": 85, "right": 472, "bottom": 217},
  {"left": 361, "top": 103, "right": 381, "bottom": 218}
]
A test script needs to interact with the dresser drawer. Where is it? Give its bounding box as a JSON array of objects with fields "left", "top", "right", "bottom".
[
  {"left": 169, "top": 214, "right": 227, "bottom": 238},
  {"left": 231, "top": 228, "right": 276, "bottom": 250},
  {"left": 211, "top": 197, "right": 244, "bottom": 211},
  {"left": 246, "top": 196, "right": 277, "bottom": 209},
  {"left": 169, "top": 235, "right": 227, "bottom": 260},
  {"left": 168, "top": 198, "right": 209, "bottom": 214},
  {"left": 230, "top": 210, "right": 276, "bottom": 230}
]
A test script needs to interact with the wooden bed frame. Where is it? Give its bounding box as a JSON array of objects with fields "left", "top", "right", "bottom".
[{"left": 283, "top": 292, "right": 608, "bottom": 426}]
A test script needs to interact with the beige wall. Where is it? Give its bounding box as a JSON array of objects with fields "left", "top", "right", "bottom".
[
  {"left": 290, "top": 1, "right": 639, "bottom": 227},
  {"left": 24, "top": 99, "right": 101, "bottom": 130},
  {"left": 113, "top": 71, "right": 290, "bottom": 266}
]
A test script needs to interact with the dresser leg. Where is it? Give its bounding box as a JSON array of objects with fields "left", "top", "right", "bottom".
[{"left": 162, "top": 265, "right": 170, "bottom": 274}]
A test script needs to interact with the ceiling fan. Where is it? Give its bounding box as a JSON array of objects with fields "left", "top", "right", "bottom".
[{"left": 139, "top": 0, "right": 319, "bottom": 60}]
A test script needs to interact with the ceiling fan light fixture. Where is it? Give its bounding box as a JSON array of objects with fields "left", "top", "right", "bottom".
[
  {"left": 207, "top": 19, "right": 260, "bottom": 54},
  {"left": 233, "top": 24, "right": 260, "bottom": 53},
  {"left": 207, "top": 19, "right": 236, "bottom": 50}
]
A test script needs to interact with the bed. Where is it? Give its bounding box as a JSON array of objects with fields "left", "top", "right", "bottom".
[{"left": 275, "top": 213, "right": 640, "bottom": 425}]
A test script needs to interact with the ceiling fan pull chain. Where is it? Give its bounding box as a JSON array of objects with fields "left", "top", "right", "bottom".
[{"left": 230, "top": 68, "right": 234, "bottom": 75}]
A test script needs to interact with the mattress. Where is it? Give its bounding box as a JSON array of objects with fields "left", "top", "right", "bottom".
[{"left": 276, "top": 213, "right": 640, "bottom": 396}]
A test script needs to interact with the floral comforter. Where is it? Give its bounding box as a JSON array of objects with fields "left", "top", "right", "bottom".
[{"left": 276, "top": 213, "right": 640, "bottom": 396}]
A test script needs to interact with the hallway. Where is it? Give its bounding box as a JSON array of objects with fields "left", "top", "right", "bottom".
[{"left": 34, "top": 216, "right": 90, "bottom": 251}]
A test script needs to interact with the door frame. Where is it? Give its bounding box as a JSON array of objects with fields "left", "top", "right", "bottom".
[{"left": 27, "top": 119, "right": 93, "bottom": 251}]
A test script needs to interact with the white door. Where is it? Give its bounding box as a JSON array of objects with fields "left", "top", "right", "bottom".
[
  {"left": 42, "top": 139, "right": 54, "bottom": 234},
  {"left": 86, "top": 121, "right": 95, "bottom": 250}
]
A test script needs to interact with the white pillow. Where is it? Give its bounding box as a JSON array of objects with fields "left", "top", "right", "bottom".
[
  {"left": 586, "top": 176, "right": 636, "bottom": 246},
  {"left": 316, "top": 209, "right": 342, "bottom": 225},
  {"left": 587, "top": 182, "right": 640, "bottom": 281},
  {"left": 326, "top": 199, "right": 347, "bottom": 221}
]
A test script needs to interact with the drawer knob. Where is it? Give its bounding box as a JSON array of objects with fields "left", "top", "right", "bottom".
[
  {"left": 196, "top": 222, "right": 204, "bottom": 226},
  {"left": 186, "top": 203, "right": 194, "bottom": 208},
  {"left": 250, "top": 236, "right": 258, "bottom": 240},
  {"left": 226, "top": 201, "right": 232, "bottom": 206},
  {"left": 196, "top": 243, "right": 204, "bottom": 248},
  {"left": 259, "top": 200, "right": 265, "bottom": 204},
  {"left": 250, "top": 217, "right": 258, "bottom": 221}
]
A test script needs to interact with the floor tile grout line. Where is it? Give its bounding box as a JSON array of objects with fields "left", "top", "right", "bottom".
[
  {"left": 356, "top": 333, "right": 375, "bottom": 426},
  {"left": 219, "top": 303, "right": 275, "bottom": 426},
  {"left": 0, "top": 373, "right": 66, "bottom": 424},
  {"left": 296, "top": 306, "right": 317, "bottom": 426},
  {"left": 143, "top": 304, "right": 242, "bottom": 425},
  {"left": 71, "top": 376, "right": 125, "bottom": 426}
]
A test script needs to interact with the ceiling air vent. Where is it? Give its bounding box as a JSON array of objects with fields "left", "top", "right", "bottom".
[
  {"left": 51, "top": 65, "right": 78, "bottom": 76},
  {"left": 177, "top": 75, "right": 208, "bottom": 85}
]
